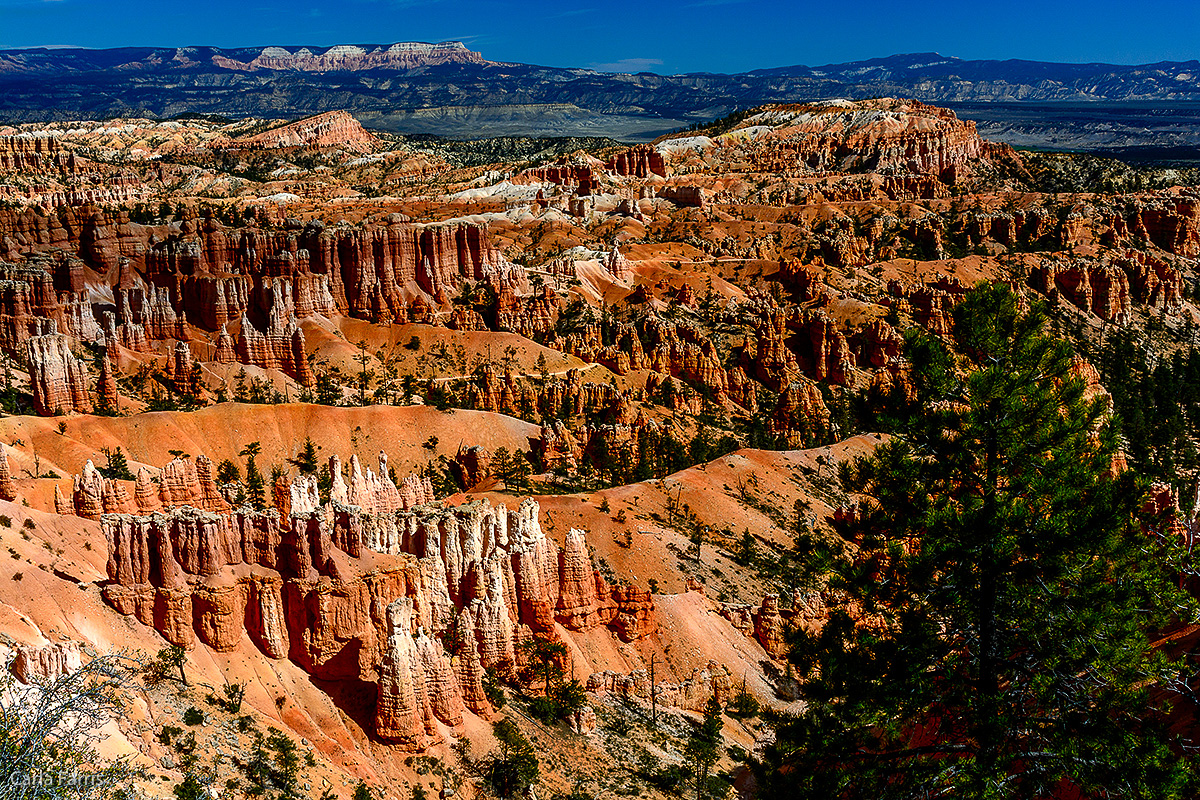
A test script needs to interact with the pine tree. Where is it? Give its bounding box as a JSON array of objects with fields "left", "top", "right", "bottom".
[
  {"left": 685, "top": 696, "right": 724, "bottom": 800},
  {"left": 244, "top": 733, "right": 271, "bottom": 796},
  {"left": 760, "top": 284, "right": 1198, "bottom": 799},
  {"left": 99, "top": 446, "right": 136, "bottom": 481},
  {"left": 491, "top": 447, "right": 513, "bottom": 490},
  {"left": 288, "top": 437, "right": 319, "bottom": 475},
  {"left": 217, "top": 459, "right": 240, "bottom": 484},
  {"left": 508, "top": 450, "right": 532, "bottom": 491},
  {"left": 483, "top": 718, "right": 539, "bottom": 799},
  {"left": 240, "top": 441, "right": 265, "bottom": 509},
  {"left": 173, "top": 773, "right": 206, "bottom": 800}
]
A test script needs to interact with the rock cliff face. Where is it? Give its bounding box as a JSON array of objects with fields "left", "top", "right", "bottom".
[
  {"left": 607, "top": 144, "right": 667, "bottom": 179},
  {"left": 1028, "top": 251, "right": 1184, "bottom": 323},
  {"left": 234, "top": 110, "right": 380, "bottom": 152},
  {"left": 587, "top": 661, "right": 734, "bottom": 712},
  {"left": 141, "top": 215, "right": 508, "bottom": 323},
  {"left": 721, "top": 100, "right": 992, "bottom": 181},
  {"left": 208, "top": 42, "right": 485, "bottom": 73},
  {"left": 97, "top": 459, "right": 650, "bottom": 747},
  {"left": 0, "top": 443, "right": 15, "bottom": 502},
  {"left": 375, "top": 597, "right": 468, "bottom": 747},
  {"left": 236, "top": 312, "right": 313, "bottom": 385},
  {"left": 0, "top": 206, "right": 513, "bottom": 332},
  {"left": 1, "top": 134, "right": 75, "bottom": 174},
  {"left": 362, "top": 497, "right": 655, "bottom": 645},
  {"left": 26, "top": 333, "right": 92, "bottom": 415},
  {"left": 9, "top": 642, "right": 82, "bottom": 684},
  {"left": 0, "top": 262, "right": 99, "bottom": 357}
]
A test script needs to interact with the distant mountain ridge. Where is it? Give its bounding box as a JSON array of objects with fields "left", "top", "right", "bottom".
[
  {"left": 3, "top": 45, "right": 1200, "bottom": 149},
  {"left": 0, "top": 41, "right": 485, "bottom": 74},
  {"left": 750, "top": 52, "right": 1200, "bottom": 102}
]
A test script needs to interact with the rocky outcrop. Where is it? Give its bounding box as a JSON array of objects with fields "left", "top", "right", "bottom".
[
  {"left": 1031, "top": 261, "right": 1132, "bottom": 324},
  {"left": 375, "top": 597, "right": 468, "bottom": 747},
  {"left": 656, "top": 185, "right": 706, "bottom": 209},
  {"left": 97, "top": 460, "right": 648, "bottom": 746},
  {"left": 236, "top": 311, "right": 313, "bottom": 386},
  {"left": 769, "top": 381, "right": 831, "bottom": 448},
  {"left": 800, "top": 311, "right": 854, "bottom": 384},
  {"left": 738, "top": 99, "right": 990, "bottom": 181},
  {"left": 753, "top": 595, "right": 789, "bottom": 659},
  {"left": 234, "top": 110, "right": 380, "bottom": 152},
  {"left": 722, "top": 592, "right": 828, "bottom": 661},
  {"left": 0, "top": 443, "right": 15, "bottom": 502},
  {"left": 72, "top": 459, "right": 135, "bottom": 519},
  {"left": 568, "top": 705, "right": 598, "bottom": 734},
  {"left": 453, "top": 446, "right": 491, "bottom": 490},
  {"left": 495, "top": 283, "right": 559, "bottom": 338},
  {"left": 209, "top": 42, "right": 485, "bottom": 73},
  {"left": 9, "top": 641, "right": 82, "bottom": 684},
  {"left": 99, "top": 504, "right": 371, "bottom": 651},
  {"left": 747, "top": 304, "right": 802, "bottom": 391},
  {"left": 851, "top": 319, "right": 904, "bottom": 369},
  {"left": 535, "top": 421, "right": 581, "bottom": 473},
  {"left": 607, "top": 144, "right": 666, "bottom": 179},
  {"left": 26, "top": 333, "right": 91, "bottom": 415},
  {"left": 65, "top": 454, "right": 232, "bottom": 518},
  {"left": 513, "top": 162, "right": 598, "bottom": 195},
  {"left": 556, "top": 528, "right": 606, "bottom": 630},
  {"left": 157, "top": 455, "right": 232, "bottom": 513},
  {"left": 333, "top": 452, "right": 433, "bottom": 515},
  {"left": 587, "top": 661, "right": 734, "bottom": 712},
  {"left": 363, "top": 498, "right": 654, "bottom": 647},
  {"left": 168, "top": 341, "right": 196, "bottom": 395},
  {"left": 96, "top": 354, "right": 119, "bottom": 411},
  {"left": 115, "top": 285, "right": 187, "bottom": 343},
  {"left": 602, "top": 248, "right": 634, "bottom": 284},
  {"left": 0, "top": 134, "right": 79, "bottom": 174}
]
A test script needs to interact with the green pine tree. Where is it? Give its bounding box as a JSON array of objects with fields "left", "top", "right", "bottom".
[
  {"left": 288, "top": 437, "right": 319, "bottom": 475},
  {"left": 240, "top": 441, "right": 265, "bottom": 509},
  {"left": 759, "top": 283, "right": 1198, "bottom": 799},
  {"left": 99, "top": 446, "right": 136, "bottom": 481},
  {"left": 483, "top": 717, "right": 539, "bottom": 799},
  {"left": 685, "top": 696, "right": 724, "bottom": 800},
  {"left": 491, "top": 447, "right": 513, "bottom": 490}
]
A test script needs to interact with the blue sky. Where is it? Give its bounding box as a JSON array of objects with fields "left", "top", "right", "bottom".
[{"left": 1, "top": 0, "right": 1197, "bottom": 73}]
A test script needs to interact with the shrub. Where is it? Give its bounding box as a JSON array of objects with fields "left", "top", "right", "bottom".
[
  {"left": 483, "top": 668, "right": 507, "bottom": 709},
  {"left": 0, "top": 654, "right": 135, "bottom": 799},
  {"left": 481, "top": 718, "right": 538, "bottom": 798},
  {"left": 217, "top": 459, "right": 240, "bottom": 484},
  {"left": 159, "top": 724, "right": 183, "bottom": 746}
]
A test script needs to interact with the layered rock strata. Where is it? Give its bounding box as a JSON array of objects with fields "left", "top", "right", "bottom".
[
  {"left": 26, "top": 333, "right": 92, "bottom": 415},
  {"left": 97, "top": 479, "right": 653, "bottom": 748}
]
